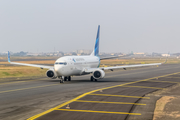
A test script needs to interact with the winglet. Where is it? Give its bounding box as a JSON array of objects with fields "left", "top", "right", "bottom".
[{"left": 8, "top": 51, "right": 11, "bottom": 62}]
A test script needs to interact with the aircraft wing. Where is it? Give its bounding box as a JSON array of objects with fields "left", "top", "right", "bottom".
[
  {"left": 9, "top": 62, "right": 53, "bottom": 69},
  {"left": 101, "top": 62, "right": 162, "bottom": 70},
  {"left": 8, "top": 52, "right": 53, "bottom": 69},
  {"left": 85, "top": 58, "right": 167, "bottom": 73}
]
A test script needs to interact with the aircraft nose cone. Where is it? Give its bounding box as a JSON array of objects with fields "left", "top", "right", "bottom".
[
  {"left": 54, "top": 65, "right": 63, "bottom": 76},
  {"left": 54, "top": 65, "right": 59, "bottom": 72}
]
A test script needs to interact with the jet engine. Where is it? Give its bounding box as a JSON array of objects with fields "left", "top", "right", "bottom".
[
  {"left": 46, "top": 69, "right": 57, "bottom": 79},
  {"left": 93, "top": 69, "right": 105, "bottom": 79}
]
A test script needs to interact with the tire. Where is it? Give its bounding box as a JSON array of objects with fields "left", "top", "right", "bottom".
[
  {"left": 68, "top": 76, "right": 71, "bottom": 81},
  {"left": 95, "top": 79, "right": 97, "bottom": 82},
  {"left": 90, "top": 76, "right": 94, "bottom": 81},
  {"left": 64, "top": 77, "right": 67, "bottom": 81}
]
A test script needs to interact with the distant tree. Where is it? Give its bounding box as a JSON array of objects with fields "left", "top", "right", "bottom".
[
  {"left": 72, "top": 52, "right": 77, "bottom": 55},
  {"left": 13, "top": 51, "right": 27, "bottom": 56}
]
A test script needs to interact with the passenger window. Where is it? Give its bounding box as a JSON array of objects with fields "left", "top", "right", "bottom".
[{"left": 64, "top": 62, "right": 67, "bottom": 65}]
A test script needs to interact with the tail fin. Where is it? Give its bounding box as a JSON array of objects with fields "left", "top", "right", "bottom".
[{"left": 90, "top": 25, "right": 100, "bottom": 56}]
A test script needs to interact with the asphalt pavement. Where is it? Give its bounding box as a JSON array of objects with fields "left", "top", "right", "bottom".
[{"left": 0, "top": 64, "right": 180, "bottom": 120}]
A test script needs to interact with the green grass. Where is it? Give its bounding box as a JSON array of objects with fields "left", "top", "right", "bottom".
[
  {"left": 0, "top": 66, "right": 47, "bottom": 78},
  {"left": 2, "top": 72, "right": 10, "bottom": 76}
]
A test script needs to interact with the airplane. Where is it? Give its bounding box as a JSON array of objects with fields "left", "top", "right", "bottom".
[{"left": 8, "top": 25, "right": 167, "bottom": 83}]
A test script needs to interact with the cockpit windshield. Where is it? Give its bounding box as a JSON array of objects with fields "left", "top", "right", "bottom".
[{"left": 55, "top": 62, "right": 67, "bottom": 65}]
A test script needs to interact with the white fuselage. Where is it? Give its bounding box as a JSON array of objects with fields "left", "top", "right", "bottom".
[{"left": 54, "top": 56, "right": 100, "bottom": 76}]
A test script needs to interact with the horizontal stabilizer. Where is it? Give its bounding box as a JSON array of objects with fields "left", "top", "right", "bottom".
[{"left": 100, "top": 56, "right": 118, "bottom": 60}]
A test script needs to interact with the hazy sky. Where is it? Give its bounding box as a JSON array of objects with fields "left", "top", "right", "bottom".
[{"left": 1, "top": 0, "right": 180, "bottom": 53}]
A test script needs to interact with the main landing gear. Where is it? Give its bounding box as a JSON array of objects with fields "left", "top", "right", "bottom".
[
  {"left": 90, "top": 76, "right": 97, "bottom": 82},
  {"left": 59, "top": 76, "right": 71, "bottom": 83}
]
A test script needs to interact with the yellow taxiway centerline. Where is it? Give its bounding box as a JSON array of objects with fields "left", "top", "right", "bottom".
[
  {"left": 0, "top": 79, "right": 45, "bottom": 85},
  {"left": 122, "top": 85, "right": 163, "bottom": 89},
  {"left": 165, "top": 77, "right": 180, "bottom": 79},
  {"left": 75, "top": 100, "right": 146, "bottom": 105},
  {"left": 148, "top": 80, "right": 180, "bottom": 84},
  {"left": 55, "top": 109, "right": 141, "bottom": 115},
  {"left": 0, "top": 84, "right": 58, "bottom": 94},
  {"left": 89, "top": 93, "right": 150, "bottom": 99}
]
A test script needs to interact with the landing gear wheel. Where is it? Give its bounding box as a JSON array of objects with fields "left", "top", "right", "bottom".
[
  {"left": 68, "top": 76, "right": 71, "bottom": 81},
  {"left": 90, "top": 76, "right": 94, "bottom": 81},
  {"left": 64, "top": 77, "right": 67, "bottom": 81},
  {"left": 95, "top": 79, "right": 97, "bottom": 82},
  {"left": 60, "top": 79, "right": 64, "bottom": 83}
]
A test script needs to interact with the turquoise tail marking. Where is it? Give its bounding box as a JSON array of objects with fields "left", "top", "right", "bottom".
[{"left": 94, "top": 25, "right": 100, "bottom": 56}]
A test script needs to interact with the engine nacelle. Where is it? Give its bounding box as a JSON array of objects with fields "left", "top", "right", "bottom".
[
  {"left": 93, "top": 69, "right": 105, "bottom": 79},
  {"left": 46, "top": 69, "right": 57, "bottom": 79}
]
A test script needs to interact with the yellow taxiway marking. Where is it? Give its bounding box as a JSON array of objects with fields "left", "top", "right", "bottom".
[
  {"left": 89, "top": 93, "right": 150, "bottom": 99},
  {"left": 165, "top": 77, "right": 180, "bottom": 79},
  {"left": 148, "top": 80, "right": 180, "bottom": 84},
  {"left": 0, "top": 79, "right": 45, "bottom": 85},
  {"left": 75, "top": 100, "right": 146, "bottom": 105},
  {"left": 122, "top": 85, "right": 163, "bottom": 89},
  {"left": 0, "top": 84, "right": 58, "bottom": 94},
  {"left": 55, "top": 109, "right": 141, "bottom": 115},
  {"left": 27, "top": 71, "right": 180, "bottom": 120}
]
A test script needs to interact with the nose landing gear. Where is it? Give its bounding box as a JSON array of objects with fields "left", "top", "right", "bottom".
[
  {"left": 60, "top": 79, "right": 64, "bottom": 83},
  {"left": 58, "top": 76, "right": 64, "bottom": 83},
  {"left": 59, "top": 76, "right": 71, "bottom": 83}
]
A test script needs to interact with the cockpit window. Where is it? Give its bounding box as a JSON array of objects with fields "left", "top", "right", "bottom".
[{"left": 55, "top": 62, "right": 67, "bottom": 65}]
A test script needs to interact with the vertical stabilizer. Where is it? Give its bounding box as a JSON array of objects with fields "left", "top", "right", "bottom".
[{"left": 90, "top": 25, "right": 100, "bottom": 56}]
